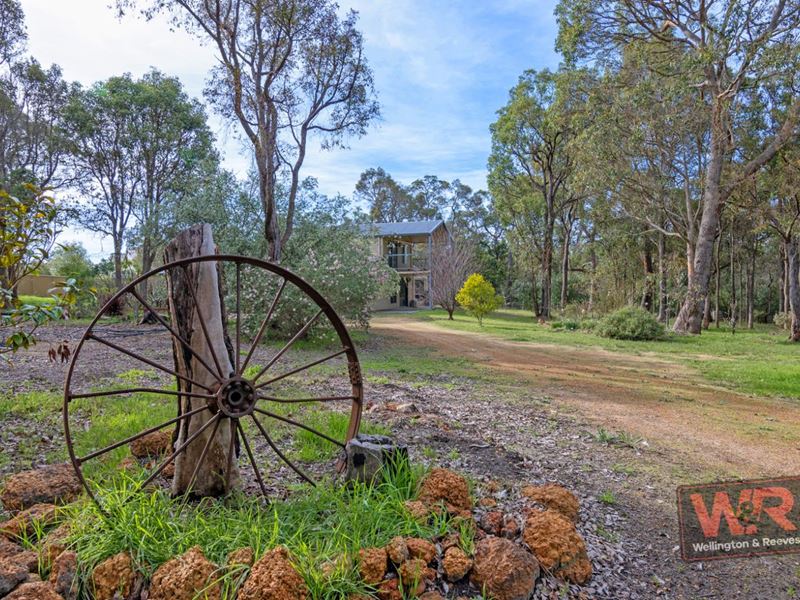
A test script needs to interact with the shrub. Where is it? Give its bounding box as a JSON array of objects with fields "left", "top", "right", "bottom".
[
  {"left": 597, "top": 306, "right": 664, "bottom": 341},
  {"left": 550, "top": 320, "right": 564, "bottom": 329},
  {"left": 455, "top": 274, "right": 504, "bottom": 326},
  {"left": 563, "top": 319, "right": 579, "bottom": 331},
  {"left": 773, "top": 311, "right": 791, "bottom": 329},
  {"left": 580, "top": 318, "right": 599, "bottom": 332}
]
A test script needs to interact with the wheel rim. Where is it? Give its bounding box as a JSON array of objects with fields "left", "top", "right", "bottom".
[{"left": 63, "top": 255, "right": 363, "bottom": 510}]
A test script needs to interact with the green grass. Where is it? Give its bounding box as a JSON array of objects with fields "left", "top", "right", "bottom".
[
  {"left": 381, "top": 309, "right": 800, "bottom": 399},
  {"left": 52, "top": 458, "right": 452, "bottom": 600}
]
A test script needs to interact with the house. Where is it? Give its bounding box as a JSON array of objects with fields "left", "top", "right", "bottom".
[{"left": 364, "top": 220, "right": 450, "bottom": 310}]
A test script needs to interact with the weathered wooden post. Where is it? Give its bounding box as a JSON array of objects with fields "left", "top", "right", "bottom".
[{"left": 164, "top": 224, "right": 239, "bottom": 496}]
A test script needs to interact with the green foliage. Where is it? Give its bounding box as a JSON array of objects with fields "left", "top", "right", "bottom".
[
  {"left": 597, "top": 306, "right": 664, "bottom": 341},
  {"left": 455, "top": 273, "right": 504, "bottom": 326},
  {"left": 59, "top": 458, "right": 454, "bottom": 599},
  {"left": 238, "top": 193, "right": 398, "bottom": 339}
]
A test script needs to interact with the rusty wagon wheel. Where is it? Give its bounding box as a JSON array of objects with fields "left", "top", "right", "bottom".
[{"left": 63, "top": 255, "right": 363, "bottom": 508}]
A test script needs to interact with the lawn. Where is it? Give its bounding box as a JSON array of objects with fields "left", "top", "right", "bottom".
[{"left": 384, "top": 308, "right": 800, "bottom": 399}]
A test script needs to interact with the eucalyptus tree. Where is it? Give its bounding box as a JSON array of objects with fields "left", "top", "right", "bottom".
[
  {"left": 0, "top": 59, "right": 73, "bottom": 190},
  {"left": 355, "top": 167, "right": 414, "bottom": 222},
  {"left": 65, "top": 76, "right": 142, "bottom": 289},
  {"left": 0, "top": 0, "right": 25, "bottom": 67},
  {"left": 129, "top": 69, "right": 216, "bottom": 293},
  {"left": 118, "top": 0, "right": 380, "bottom": 261},
  {"left": 488, "top": 68, "right": 584, "bottom": 318},
  {"left": 557, "top": 0, "right": 800, "bottom": 333}
]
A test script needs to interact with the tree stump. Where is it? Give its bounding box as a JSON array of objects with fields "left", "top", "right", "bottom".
[{"left": 165, "top": 224, "right": 239, "bottom": 496}]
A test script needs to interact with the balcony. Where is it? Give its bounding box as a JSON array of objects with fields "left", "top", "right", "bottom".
[{"left": 385, "top": 252, "right": 429, "bottom": 272}]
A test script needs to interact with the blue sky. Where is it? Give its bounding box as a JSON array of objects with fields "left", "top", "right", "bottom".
[{"left": 20, "top": 0, "right": 560, "bottom": 259}]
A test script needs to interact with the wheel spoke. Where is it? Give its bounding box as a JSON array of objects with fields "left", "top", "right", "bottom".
[
  {"left": 140, "top": 412, "right": 221, "bottom": 490},
  {"left": 250, "top": 309, "right": 324, "bottom": 384},
  {"left": 186, "top": 415, "right": 223, "bottom": 494},
  {"left": 240, "top": 278, "right": 287, "bottom": 374},
  {"left": 256, "top": 394, "right": 356, "bottom": 404},
  {"left": 253, "top": 407, "right": 345, "bottom": 448},
  {"left": 180, "top": 264, "right": 226, "bottom": 379},
  {"left": 251, "top": 413, "right": 315, "bottom": 485},
  {"left": 254, "top": 349, "right": 348, "bottom": 390},
  {"left": 129, "top": 288, "right": 222, "bottom": 383},
  {"left": 77, "top": 405, "right": 209, "bottom": 464},
  {"left": 224, "top": 418, "right": 237, "bottom": 489},
  {"left": 69, "top": 387, "right": 215, "bottom": 401},
  {"left": 235, "top": 262, "right": 242, "bottom": 374},
  {"left": 86, "top": 334, "right": 214, "bottom": 392},
  {"left": 237, "top": 420, "right": 269, "bottom": 497}
]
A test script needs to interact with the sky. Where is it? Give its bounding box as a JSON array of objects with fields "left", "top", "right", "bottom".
[{"left": 19, "top": 0, "right": 561, "bottom": 260}]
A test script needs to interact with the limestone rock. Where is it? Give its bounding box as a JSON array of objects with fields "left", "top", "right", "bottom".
[
  {"left": 40, "top": 523, "right": 71, "bottom": 569},
  {"left": 480, "top": 511, "right": 503, "bottom": 536},
  {"left": 148, "top": 546, "right": 220, "bottom": 600},
  {"left": 5, "top": 581, "right": 64, "bottom": 599},
  {"left": 402, "top": 500, "right": 429, "bottom": 522},
  {"left": 405, "top": 538, "right": 436, "bottom": 565},
  {"left": 442, "top": 546, "right": 472, "bottom": 582},
  {"left": 130, "top": 430, "right": 172, "bottom": 458},
  {"left": 0, "top": 556, "right": 29, "bottom": 596},
  {"left": 1, "top": 504, "right": 58, "bottom": 539},
  {"left": 470, "top": 537, "right": 539, "bottom": 600},
  {"left": 397, "top": 558, "right": 427, "bottom": 594},
  {"left": 0, "top": 538, "right": 36, "bottom": 571},
  {"left": 91, "top": 552, "right": 135, "bottom": 600},
  {"left": 385, "top": 536, "right": 408, "bottom": 565},
  {"left": 0, "top": 464, "right": 81, "bottom": 512},
  {"left": 376, "top": 578, "right": 402, "bottom": 600},
  {"left": 357, "top": 547, "right": 387, "bottom": 585},
  {"left": 523, "top": 510, "right": 592, "bottom": 584},
  {"left": 418, "top": 468, "right": 472, "bottom": 512},
  {"left": 521, "top": 484, "right": 580, "bottom": 523},
  {"left": 238, "top": 546, "right": 308, "bottom": 600},
  {"left": 49, "top": 550, "right": 78, "bottom": 600}
]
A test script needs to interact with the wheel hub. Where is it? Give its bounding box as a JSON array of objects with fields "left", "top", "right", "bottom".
[{"left": 216, "top": 377, "right": 257, "bottom": 417}]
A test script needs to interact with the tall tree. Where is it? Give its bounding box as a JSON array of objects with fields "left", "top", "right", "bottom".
[
  {"left": 355, "top": 167, "right": 413, "bottom": 222},
  {"left": 0, "top": 0, "right": 25, "bottom": 67},
  {"left": 489, "top": 69, "right": 581, "bottom": 318},
  {"left": 129, "top": 69, "right": 215, "bottom": 292},
  {"left": 0, "top": 59, "right": 72, "bottom": 190},
  {"left": 119, "top": 0, "right": 380, "bottom": 261},
  {"left": 557, "top": 0, "right": 800, "bottom": 333}
]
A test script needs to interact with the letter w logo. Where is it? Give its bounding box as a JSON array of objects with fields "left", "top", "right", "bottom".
[{"left": 690, "top": 487, "right": 797, "bottom": 538}]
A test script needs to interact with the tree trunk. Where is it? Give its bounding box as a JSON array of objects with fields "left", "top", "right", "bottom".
[
  {"left": 657, "top": 231, "right": 667, "bottom": 323},
  {"left": 788, "top": 237, "right": 800, "bottom": 341},
  {"left": 641, "top": 234, "right": 655, "bottom": 312},
  {"left": 541, "top": 225, "right": 553, "bottom": 318},
  {"left": 673, "top": 116, "right": 725, "bottom": 334},
  {"left": 713, "top": 233, "right": 721, "bottom": 328},
  {"left": 113, "top": 237, "right": 123, "bottom": 291},
  {"left": 784, "top": 244, "right": 791, "bottom": 327},
  {"left": 746, "top": 241, "right": 756, "bottom": 329},
  {"left": 560, "top": 225, "right": 571, "bottom": 309},
  {"left": 165, "top": 224, "right": 239, "bottom": 496}
]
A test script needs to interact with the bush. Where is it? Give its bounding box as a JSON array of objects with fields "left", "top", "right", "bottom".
[
  {"left": 773, "top": 311, "right": 791, "bottom": 329},
  {"left": 550, "top": 320, "right": 564, "bottom": 329},
  {"left": 455, "top": 273, "right": 504, "bottom": 326},
  {"left": 580, "top": 318, "right": 599, "bottom": 332},
  {"left": 597, "top": 306, "right": 664, "bottom": 341},
  {"left": 563, "top": 319, "right": 579, "bottom": 331}
]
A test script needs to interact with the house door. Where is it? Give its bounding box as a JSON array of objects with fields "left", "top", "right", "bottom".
[{"left": 399, "top": 277, "right": 409, "bottom": 307}]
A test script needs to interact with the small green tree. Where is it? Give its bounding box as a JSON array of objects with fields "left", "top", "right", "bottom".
[{"left": 455, "top": 273, "right": 504, "bottom": 326}]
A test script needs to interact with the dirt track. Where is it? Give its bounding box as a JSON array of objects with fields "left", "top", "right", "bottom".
[{"left": 372, "top": 316, "right": 800, "bottom": 479}]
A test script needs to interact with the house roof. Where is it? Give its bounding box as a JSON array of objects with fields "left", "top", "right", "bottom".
[{"left": 362, "top": 220, "right": 446, "bottom": 237}]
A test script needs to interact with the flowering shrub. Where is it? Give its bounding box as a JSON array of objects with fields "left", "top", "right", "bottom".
[{"left": 234, "top": 196, "right": 398, "bottom": 340}]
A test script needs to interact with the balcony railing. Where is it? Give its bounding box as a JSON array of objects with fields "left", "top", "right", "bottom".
[{"left": 385, "top": 253, "right": 429, "bottom": 271}]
